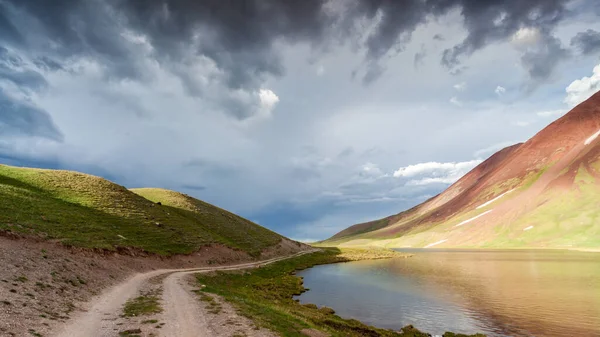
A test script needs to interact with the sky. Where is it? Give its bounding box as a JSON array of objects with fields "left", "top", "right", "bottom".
[{"left": 1, "top": 0, "right": 600, "bottom": 242}]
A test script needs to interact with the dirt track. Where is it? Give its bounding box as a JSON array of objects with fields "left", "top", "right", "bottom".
[{"left": 54, "top": 250, "right": 315, "bottom": 337}]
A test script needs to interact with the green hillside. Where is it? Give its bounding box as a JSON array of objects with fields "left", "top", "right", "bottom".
[
  {"left": 0, "top": 164, "right": 282, "bottom": 256},
  {"left": 321, "top": 161, "right": 600, "bottom": 250}
]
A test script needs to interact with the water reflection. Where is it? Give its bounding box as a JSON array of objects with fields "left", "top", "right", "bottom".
[{"left": 295, "top": 249, "right": 600, "bottom": 337}]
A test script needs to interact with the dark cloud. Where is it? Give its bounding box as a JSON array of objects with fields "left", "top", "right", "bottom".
[
  {"left": 571, "top": 29, "right": 600, "bottom": 55},
  {"left": 362, "top": 62, "right": 385, "bottom": 85},
  {"left": 117, "top": 0, "right": 331, "bottom": 89},
  {"left": 0, "top": 92, "right": 63, "bottom": 141},
  {"left": 521, "top": 35, "right": 569, "bottom": 81},
  {"left": 441, "top": 0, "right": 568, "bottom": 68},
  {"left": 0, "top": 47, "right": 61, "bottom": 140},
  {"left": 414, "top": 45, "right": 427, "bottom": 68},
  {"left": 181, "top": 184, "right": 207, "bottom": 191},
  {"left": 0, "top": 51, "right": 47, "bottom": 91},
  {"left": 433, "top": 34, "right": 445, "bottom": 41},
  {"left": 0, "top": 0, "right": 590, "bottom": 94},
  {"left": 0, "top": 10, "right": 22, "bottom": 46},
  {"left": 1, "top": 0, "right": 148, "bottom": 80},
  {"left": 33, "top": 56, "right": 64, "bottom": 72},
  {"left": 337, "top": 147, "right": 354, "bottom": 159},
  {"left": 350, "top": 0, "right": 573, "bottom": 82},
  {"left": 449, "top": 65, "right": 468, "bottom": 76}
]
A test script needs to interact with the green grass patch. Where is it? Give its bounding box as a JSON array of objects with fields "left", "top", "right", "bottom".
[
  {"left": 118, "top": 329, "right": 142, "bottom": 337},
  {"left": 0, "top": 164, "right": 282, "bottom": 256},
  {"left": 122, "top": 291, "right": 162, "bottom": 317},
  {"left": 141, "top": 319, "right": 158, "bottom": 324},
  {"left": 196, "top": 248, "right": 485, "bottom": 337},
  {"left": 195, "top": 291, "right": 223, "bottom": 314}
]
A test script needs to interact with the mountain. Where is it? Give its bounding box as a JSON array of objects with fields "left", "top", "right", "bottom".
[
  {"left": 325, "top": 91, "right": 600, "bottom": 250},
  {"left": 0, "top": 164, "right": 294, "bottom": 256}
]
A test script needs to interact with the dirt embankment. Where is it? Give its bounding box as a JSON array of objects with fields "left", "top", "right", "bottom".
[{"left": 0, "top": 233, "right": 310, "bottom": 337}]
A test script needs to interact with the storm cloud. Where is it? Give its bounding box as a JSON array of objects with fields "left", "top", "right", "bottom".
[
  {"left": 0, "top": 46, "right": 62, "bottom": 140},
  {"left": 571, "top": 29, "right": 600, "bottom": 55},
  {"left": 0, "top": 0, "right": 579, "bottom": 93}
]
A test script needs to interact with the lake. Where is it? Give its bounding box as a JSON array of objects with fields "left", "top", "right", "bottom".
[{"left": 295, "top": 249, "right": 600, "bottom": 337}]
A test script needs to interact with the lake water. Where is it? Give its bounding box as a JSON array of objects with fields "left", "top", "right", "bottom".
[{"left": 295, "top": 249, "right": 600, "bottom": 337}]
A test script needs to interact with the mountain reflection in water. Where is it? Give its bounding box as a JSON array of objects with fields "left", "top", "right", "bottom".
[{"left": 295, "top": 249, "right": 600, "bottom": 337}]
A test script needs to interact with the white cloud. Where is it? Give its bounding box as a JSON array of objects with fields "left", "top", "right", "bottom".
[
  {"left": 393, "top": 160, "right": 482, "bottom": 185},
  {"left": 449, "top": 96, "right": 462, "bottom": 106},
  {"left": 495, "top": 85, "right": 506, "bottom": 95},
  {"left": 493, "top": 12, "right": 507, "bottom": 26},
  {"left": 453, "top": 82, "right": 466, "bottom": 91},
  {"left": 536, "top": 109, "right": 566, "bottom": 118},
  {"left": 257, "top": 89, "right": 280, "bottom": 117},
  {"left": 513, "top": 120, "right": 532, "bottom": 127},
  {"left": 361, "top": 162, "right": 384, "bottom": 176},
  {"left": 564, "top": 64, "right": 600, "bottom": 107},
  {"left": 316, "top": 65, "right": 325, "bottom": 76},
  {"left": 393, "top": 160, "right": 482, "bottom": 177},
  {"left": 511, "top": 27, "right": 541, "bottom": 47}
]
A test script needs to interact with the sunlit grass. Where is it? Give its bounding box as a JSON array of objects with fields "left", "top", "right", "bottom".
[{"left": 0, "top": 164, "right": 282, "bottom": 256}]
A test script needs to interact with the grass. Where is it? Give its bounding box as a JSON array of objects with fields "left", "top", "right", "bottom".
[
  {"left": 118, "top": 329, "right": 142, "bottom": 337},
  {"left": 498, "top": 165, "right": 600, "bottom": 248},
  {"left": 196, "top": 248, "right": 484, "bottom": 337},
  {"left": 0, "top": 164, "right": 282, "bottom": 256},
  {"left": 196, "top": 292, "right": 223, "bottom": 314},
  {"left": 27, "top": 330, "right": 42, "bottom": 337},
  {"left": 122, "top": 291, "right": 162, "bottom": 317},
  {"left": 131, "top": 188, "right": 281, "bottom": 256},
  {"left": 141, "top": 319, "right": 159, "bottom": 324}
]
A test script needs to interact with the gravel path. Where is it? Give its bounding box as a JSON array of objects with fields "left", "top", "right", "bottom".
[
  {"left": 160, "top": 270, "right": 210, "bottom": 337},
  {"left": 54, "top": 250, "right": 315, "bottom": 337}
]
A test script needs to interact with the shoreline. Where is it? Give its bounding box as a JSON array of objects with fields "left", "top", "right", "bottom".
[
  {"left": 195, "top": 247, "right": 484, "bottom": 337},
  {"left": 320, "top": 243, "right": 600, "bottom": 254}
]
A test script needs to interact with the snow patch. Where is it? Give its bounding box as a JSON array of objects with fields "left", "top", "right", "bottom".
[
  {"left": 476, "top": 189, "right": 514, "bottom": 209},
  {"left": 424, "top": 239, "right": 448, "bottom": 248},
  {"left": 523, "top": 226, "right": 534, "bottom": 231},
  {"left": 584, "top": 129, "right": 600, "bottom": 145},
  {"left": 454, "top": 210, "right": 493, "bottom": 227}
]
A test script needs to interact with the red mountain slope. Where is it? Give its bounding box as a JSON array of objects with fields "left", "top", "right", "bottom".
[{"left": 327, "top": 90, "right": 600, "bottom": 249}]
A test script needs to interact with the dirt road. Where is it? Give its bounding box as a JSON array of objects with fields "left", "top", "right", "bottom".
[{"left": 54, "top": 250, "right": 316, "bottom": 337}]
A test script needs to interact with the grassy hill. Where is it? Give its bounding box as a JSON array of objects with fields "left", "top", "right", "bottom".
[{"left": 0, "top": 164, "right": 283, "bottom": 256}]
